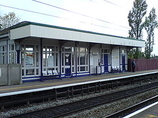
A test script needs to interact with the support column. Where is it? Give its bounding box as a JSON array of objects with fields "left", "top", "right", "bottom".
[
  {"left": 59, "top": 42, "right": 62, "bottom": 79},
  {"left": 75, "top": 41, "right": 78, "bottom": 77},
  {"left": 15, "top": 40, "right": 21, "bottom": 64},
  {"left": 40, "top": 38, "right": 43, "bottom": 81},
  {"left": 88, "top": 43, "right": 91, "bottom": 75}
]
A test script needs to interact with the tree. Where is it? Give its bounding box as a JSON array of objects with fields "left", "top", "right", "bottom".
[
  {"left": 143, "top": 8, "right": 158, "bottom": 59},
  {"left": 128, "top": 48, "right": 145, "bottom": 59},
  {"left": 128, "top": 0, "right": 148, "bottom": 59},
  {"left": 0, "top": 12, "right": 20, "bottom": 29},
  {"left": 128, "top": 0, "right": 148, "bottom": 40}
]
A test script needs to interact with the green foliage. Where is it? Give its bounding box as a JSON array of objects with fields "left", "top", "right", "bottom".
[
  {"left": 128, "top": 0, "right": 148, "bottom": 59},
  {"left": 0, "top": 12, "right": 20, "bottom": 29},
  {"left": 128, "top": 0, "right": 148, "bottom": 40},
  {"left": 128, "top": 0, "right": 158, "bottom": 59},
  {"left": 143, "top": 8, "right": 158, "bottom": 58},
  {"left": 128, "top": 48, "right": 145, "bottom": 59}
]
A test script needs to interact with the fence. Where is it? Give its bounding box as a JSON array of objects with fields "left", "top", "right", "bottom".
[{"left": 128, "top": 59, "right": 158, "bottom": 72}]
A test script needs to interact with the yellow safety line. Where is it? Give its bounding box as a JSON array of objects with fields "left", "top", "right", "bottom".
[{"left": 144, "top": 114, "right": 158, "bottom": 118}]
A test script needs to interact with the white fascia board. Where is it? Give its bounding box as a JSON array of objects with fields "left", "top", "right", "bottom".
[
  {"left": 10, "top": 24, "right": 145, "bottom": 48},
  {"left": 10, "top": 25, "right": 31, "bottom": 40},
  {"left": 30, "top": 25, "right": 145, "bottom": 47}
]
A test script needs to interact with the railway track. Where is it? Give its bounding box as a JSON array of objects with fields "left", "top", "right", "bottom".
[
  {"left": 9, "top": 81, "right": 158, "bottom": 118},
  {"left": 105, "top": 95, "right": 158, "bottom": 118},
  {"left": 1, "top": 72, "right": 157, "bottom": 110}
]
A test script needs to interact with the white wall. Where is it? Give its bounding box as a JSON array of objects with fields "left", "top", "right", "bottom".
[
  {"left": 90, "top": 44, "right": 100, "bottom": 74},
  {"left": 112, "top": 47, "right": 119, "bottom": 68}
]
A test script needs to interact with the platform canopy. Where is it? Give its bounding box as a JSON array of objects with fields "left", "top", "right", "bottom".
[{"left": 9, "top": 21, "right": 145, "bottom": 47}]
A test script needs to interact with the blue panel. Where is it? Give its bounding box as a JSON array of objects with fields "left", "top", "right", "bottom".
[
  {"left": 65, "top": 53, "right": 71, "bottom": 76},
  {"left": 122, "top": 55, "right": 125, "bottom": 71},
  {"left": 104, "top": 54, "right": 108, "bottom": 72}
]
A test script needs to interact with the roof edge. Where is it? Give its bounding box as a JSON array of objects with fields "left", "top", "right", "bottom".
[{"left": 10, "top": 21, "right": 144, "bottom": 42}]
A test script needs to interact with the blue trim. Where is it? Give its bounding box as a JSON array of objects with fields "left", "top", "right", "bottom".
[
  {"left": 22, "top": 71, "right": 114, "bottom": 82},
  {"left": 40, "top": 38, "right": 43, "bottom": 81},
  {"left": 60, "top": 72, "right": 90, "bottom": 79},
  {"left": 23, "top": 78, "right": 41, "bottom": 83},
  {"left": 16, "top": 50, "right": 20, "bottom": 63},
  {"left": 22, "top": 76, "right": 41, "bottom": 79},
  {"left": 76, "top": 72, "right": 89, "bottom": 74}
]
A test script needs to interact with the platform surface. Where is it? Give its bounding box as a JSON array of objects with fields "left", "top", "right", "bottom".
[
  {"left": 0, "top": 70, "right": 158, "bottom": 95},
  {"left": 124, "top": 102, "right": 158, "bottom": 118}
]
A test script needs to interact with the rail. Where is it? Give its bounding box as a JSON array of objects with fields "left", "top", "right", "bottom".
[
  {"left": 0, "top": 72, "right": 158, "bottom": 109},
  {"left": 105, "top": 95, "right": 158, "bottom": 118},
  {"left": 9, "top": 82, "right": 158, "bottom": 118}
]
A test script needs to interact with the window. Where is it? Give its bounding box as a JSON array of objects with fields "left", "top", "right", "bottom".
[
  {"left": 42, "top": 45, "right": 59, "bottom": 76},
  {"left": 61, "top": 47, "right": 75, "bottom": 74},
  {"left": 9, "top": 44, "right": 16, "bottom": 64},
  {"left": 0, "top": 45, "right": 7, "bottom": 64},
  {"left": 77, "top": 47, "right": 89, "bottom": 72},
  {"left": 21, "top": 45, "right": 39, "bottom": 76}
]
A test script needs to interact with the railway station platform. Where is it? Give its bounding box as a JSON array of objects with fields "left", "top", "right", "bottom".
[
  {"left": 124, "top": 102, "right": 158, "bottom": 118},
  {"left": 0, "top": 69, "right": 158, "bottom": 95}
]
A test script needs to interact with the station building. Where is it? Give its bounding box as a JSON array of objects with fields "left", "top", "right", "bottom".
[{"left": 0, "top": 21, "right": 145, "bottom": 82}]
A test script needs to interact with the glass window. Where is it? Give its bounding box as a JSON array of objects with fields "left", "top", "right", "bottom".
[
  {"left": 9, "top": 45, "right": 14, "bottom": 50},
  {"left": 1, "top": 46, "right": 5, "bottom": 51},
  {"left": 77, "top": 47, "right": 89, "bottom": 72},
  {"left": 0, "top": 45, "right": 7, "bottom": 64},
  {"left": 22, "top": 70, "right": 24, "bottom": 76},
  {"left": 36, "top": 69, "right": 39, "bottom": 75},
  {"left": 56, "top": 46, "right": 58, "bottom": 51},
  {"left": 9, "top": 52, "right": 15, "bottom": 64},
  {"left": 36, "top": 52, "right": 39, "bottom": 67},
  {"left": 55, "top": 53, "right": 58, "bottom": 66},
  {"left": 86, "top": 66, "right": 88, "bottom": 71},
  {"left": 8, "top": 44, "right": 16, "bottom": 64},
  {"left": 80, "top": 53, "right": 85, "bottom": 65},
  {"left": 65, "top": 47, "right": 72, "bottom": 52},
  {"left": 21, "top": 52, "right": 24, "bottom": 67},
  {"left": 26, "top": 69, "right": 34, "bottom": 75},
  {"left": 26, "top": 45, "right": 34, "bottom": 51},
  {"left": 21, "top": 44, "right": 39, "bottom": 77},
  {"left": 72, "top": 54, "right": 74, "bottom": 65},
  {"left": 80, "top": 48, "right": 85, "bottom": 52},
  {"left": 72, "top": 67, "right": 74, "bottom": 72},
  {"left": 21, "top": 45, "right": 25, "bottom": 50},
  {"left": 80, "top": 67, "right": 85, "bottom": 71},
  {"left": 25, "top": 52, "right": 34, "bottom": 67},
  {"left": 42, "top": 45, "right": 59, "bottom": 76}
]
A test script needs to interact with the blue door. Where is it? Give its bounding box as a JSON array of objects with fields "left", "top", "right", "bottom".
[
  {"left": 104, "top": 54, "right": 108, "bottom": 72},
  {"left": 122, "top": 55, "right": 125, "bottom": 71},
  {"left": 65, "top": 53, "right": 71, "bottom": 76}
]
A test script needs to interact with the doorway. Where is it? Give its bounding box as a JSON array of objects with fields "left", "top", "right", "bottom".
[
  {"left": 104, "top": 54, "right": 108, "bottom": 72},
  {"left": 65, "top": 53, "right": 71, "bottom": 76},
  {"left": 122, "top": 55, "right": 125, "bottom": 71}
]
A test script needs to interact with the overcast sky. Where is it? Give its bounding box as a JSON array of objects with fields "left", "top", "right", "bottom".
[{"left": 0, "top": 0, "right": 158, "bottom": 55}]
